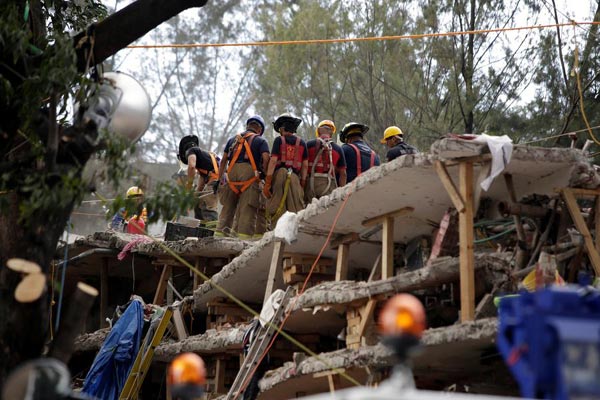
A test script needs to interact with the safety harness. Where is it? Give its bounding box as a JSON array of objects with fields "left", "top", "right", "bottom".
[
  {"left": 278, "top": 136, "right": 304, "bottom": 172},
  {"left": 348, "top": 143, "right": 375, "bottom": 176},
  {"left": 196, "top": 152, "right": 220, "bottom": 182},
  {"left": 308, "top": 138, "right": 335, "bottom": 196},
  {"left": 226, "top": 132, "right": 259, "bottom": 195}
]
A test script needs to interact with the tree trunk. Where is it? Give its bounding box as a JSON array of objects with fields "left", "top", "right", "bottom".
[{"left": 0, "top": 0, "right": 210, "bottom": 384}]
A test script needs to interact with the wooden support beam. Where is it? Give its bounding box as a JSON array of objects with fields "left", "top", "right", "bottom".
[
  {"left": 264, "top": 240, "right": 285, "bottom": 304},
  {"left": 172, "top": 308, "right": 188, "bottom": 341},
  {"left": 357, "top": 299, "right": 377, "bottom": 339},
  {"left": 434, "top": 160, "right": 466, "bottom": 213},
  {"left": 330, "top": 232, "right": 360, "bottom": 249},
  {"left": 193, "top": 258, "right": 201, "bottom": 291},
  {"left": 382, "top": 217, "right": 394, "bottom": 279},
  {"left": 313, "top": 369, "right": 345, "bottom": 394},
  {"left": 367, "top": 254, "right": 382, "bottom": 282},
  {"left": 562, "top": 188, "right": 600, "bottom": 276},
  {"left": 153, "top": 265, "right": 172, "bottom": 305},
  {"left": 100, "top": 258, "right": 109, "bottom": 328},
  {"left": 554, "top": 187, "right": 600, "bottom": 197},
  {"left": 362, "top": 207, "right": 414, "bottom": 227},
  {"left": 335, "top": 243, "right": 350, "bottom": 281},
  {"left": 459, "top": 161, "right": 475, "bottom": 322},
  {"left": 215, "top": 358, "right": 226, "bottom": 394}
]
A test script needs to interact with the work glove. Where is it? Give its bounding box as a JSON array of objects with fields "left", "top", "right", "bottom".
[
  {"left": 211, "top": 180, "right": 219, "bottom": 195},
  {"left": 263, "top": 175, "right": 273, "bottom": 199}
]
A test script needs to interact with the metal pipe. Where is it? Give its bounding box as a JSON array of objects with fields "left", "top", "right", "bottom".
[
  {"left": 498, "top": 201, "right": 549, "bottom": 218},
  {"left": 56, "top": 248, "right": 117, "bottom": 268}
]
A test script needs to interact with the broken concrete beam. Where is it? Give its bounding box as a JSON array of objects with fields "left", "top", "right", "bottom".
[
  {"left": 258, "top": 318, "right": 498, "bottom": 393},
  {"left": 73, "top": 327, "right": 110, "bottom": 354},
  {"left": 291, "top": 253, "right": 512, "bottom": 312},
  {"left": 153, "top": 326, "right": 246, "bottom": 362}
]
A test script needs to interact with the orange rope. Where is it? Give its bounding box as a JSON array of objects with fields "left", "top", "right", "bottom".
[{"left": 127, "top": 20, "right": 592, "bottom": 50}]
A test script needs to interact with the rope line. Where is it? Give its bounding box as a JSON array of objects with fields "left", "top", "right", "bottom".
[
  {"left": 123, "top": 216, "right": 363, "bottom": 390},
  {"left": 126, "top": 21, "right": 595, "bottom": 50}
]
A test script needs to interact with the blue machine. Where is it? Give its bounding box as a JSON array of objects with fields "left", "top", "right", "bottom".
[{"left": 497, "top": 286, "right": 600, "bottom": 399}]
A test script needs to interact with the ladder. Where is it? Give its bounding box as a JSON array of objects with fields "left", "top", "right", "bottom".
[
  {"left": 119, "top": 306, "right": 173, "bottom": 400},
  {"left": 225, "top": 287, "right": 294, "bottom": 400}
]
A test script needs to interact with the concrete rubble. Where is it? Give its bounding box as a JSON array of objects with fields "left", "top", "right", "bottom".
[{"left": 64, "top": 137, "right": 598, "bottom": 399}]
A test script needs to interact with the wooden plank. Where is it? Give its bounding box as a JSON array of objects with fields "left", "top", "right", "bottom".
[
  {"left": 153, "top": 265, "right": 171, "bottom": 305},
  {"left": 554, "top": 187, "right": 600, "bottom": 197},
  {"left": 434, "top": 160, "right": 466, "bottom": 213},
  {"left": 357, "top": 299, "right": 377, "bottom": 339},
  {"left": 193, "top": 258, "right": 201, "bottom": 291},
  {"left": 215, "top": 358, "right": 226, "bottom": 394},
  {"left": 335, "top": 243, "right": 350, "bottom": 281},
  {"left": 313, "top": 368, "right": 346, "bottom": 379},
  {"left": 362, "top": 206, "right": 414, "bottom": 227},
  {"left": 562, "top": 188, "right": 600, "bottom": 275},
  {"left": 100, "top": 258, "right": 108, "bottom": 328},
  {"left": 459, "top": 161, "right": 475, "bottom": 322},
  {"left": 367, "top": 254, "right": 382, "bottom": 282},
  {"left": 172, "top": 308, "right": 188, "bottom": 341},
  {"left": 330, "top": 232, "right": 360, "bottom": 249},
  {"left": 264, "top": 241, "right": 285, "bottom": 304},
  {"left": 282, "top": 253, "right": 334, "bottom": 266},
  {"left": 382, "top": 217, "right": 394, "bottom": 280}
]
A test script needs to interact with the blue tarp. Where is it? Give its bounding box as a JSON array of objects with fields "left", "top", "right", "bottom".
[{"left": 82, "top": 299, "right": 144, "bottom": 400}]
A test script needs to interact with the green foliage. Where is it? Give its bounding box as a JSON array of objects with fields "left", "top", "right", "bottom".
[{"left": 108, "top": 181, "right": 198, "bottom": 224}]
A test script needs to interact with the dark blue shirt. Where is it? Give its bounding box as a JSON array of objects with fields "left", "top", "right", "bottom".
[
  {"left": 184, "top": 147, "right": 220, "bottom": 179},
  {"left": 342, "top": 140, "right": 381, "bottom": 183},
  {"left": 385, "top": 142, "right": 418, "bottom": 162},
  {"left": 223, "top": 131, "right": 269, "bottom": 171}
]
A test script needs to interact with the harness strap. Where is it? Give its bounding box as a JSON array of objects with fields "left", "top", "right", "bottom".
[
  {"left": 279, "top": 136, "right": 303, "bottom": 171},
  {"left": 309, "top": 139, "right": 334, "bottom": 196},
  {"left": 227, "top": 133, "right": 259, "bottom": 195},
  {"left": 349, "top": 143, "right": 375, "bottom": 177},
  {"left": 196, "top": 152, "right": 220, "bottom": 182}
]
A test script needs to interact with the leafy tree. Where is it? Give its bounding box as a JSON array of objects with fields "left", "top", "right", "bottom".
[{"left": 0, "top": 0, "right": 208, "bottom": 381}]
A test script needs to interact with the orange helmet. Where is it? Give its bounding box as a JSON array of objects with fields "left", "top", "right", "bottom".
[
  {"left": 167, "top": 353, "right": 206, "bottom": 399},
  {"left": 378, "top": 294, "right": 426, "bottom": 338}
]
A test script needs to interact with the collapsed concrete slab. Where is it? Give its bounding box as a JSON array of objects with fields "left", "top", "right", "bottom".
[
  {"left": 258, "top": 318, "right": 500, "bottom": 399},
  {"left": 194, "top": 139, "right": 584, "bottom": 314}
]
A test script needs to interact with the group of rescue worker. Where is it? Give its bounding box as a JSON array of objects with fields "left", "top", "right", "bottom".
[{"left": 177, "top": 113, "right": 418, "bottom": 239}]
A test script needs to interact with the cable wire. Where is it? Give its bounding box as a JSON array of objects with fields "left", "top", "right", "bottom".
[{"left": 125, "top": 21, "right": 596, "bottom": 50}]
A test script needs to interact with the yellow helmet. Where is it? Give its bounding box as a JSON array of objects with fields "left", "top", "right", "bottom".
[
  {"left": 381, "top": 126, "right": 404, "bottom": 144},
  {"left": 315, "top": 120, "right": 336, "bottom": 137},
  {"left": 126, "top": 186, "right": 144, "bottom": 198}
]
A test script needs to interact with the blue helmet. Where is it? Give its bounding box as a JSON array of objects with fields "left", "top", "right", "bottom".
[{"left": 246, "top": 115, "right": 265, "bottom": 136}]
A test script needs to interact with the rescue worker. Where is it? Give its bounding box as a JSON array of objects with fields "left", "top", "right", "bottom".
[
  {"left": 381, "top": 125, "right": 419, "bottom": 162},
  {"left": 167, "top": 352, "right": 206, "bottom": 400},
  {"left": 340, "top": 122, "right": 380, "bottom": 183},
  {"left": 263, "top": 114, "right": 308, "bottom": 227},
  {"left": 110, "top": 186, "right": 148, "bottom": 234},
  {"left": 177, "top": 135, "right": 220, "bottom": 221},
  {"left": 215, "top": 116, "right": 270, "bottom": 238},
  {"left": 304, "top": 119, "right": 347, "bottom": 202}
]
